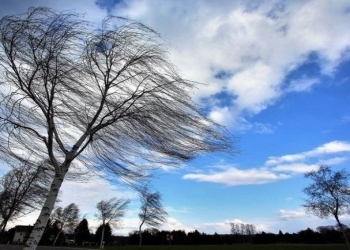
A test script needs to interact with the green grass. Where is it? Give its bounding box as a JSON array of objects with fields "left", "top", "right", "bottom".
[{"left": 103, "top": 244, "right": 348, "bottom": 250}]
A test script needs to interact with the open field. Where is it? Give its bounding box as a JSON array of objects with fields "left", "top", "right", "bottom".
[
  {"left": 0, "top": 245, "right": 348, "bottom": 250},
  {"left": 105, "top": 245, "right": 348, "bottom": 250}
]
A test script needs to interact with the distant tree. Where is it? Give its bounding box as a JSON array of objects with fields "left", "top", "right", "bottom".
[
  {"left": 187, "top": 230, "right": 202, "bottom": 245},
  {"left": 244, "top": 224, "right": 256, "bottom": 243},
  {"left": 51, "top": 203, "right": 79, "bottom": 245},
  {"left": 0, "top": 7, "right": 233, "bottom": 250},
  {"left": 138, "top": 187, "right": 167, "bottom": 248},
  {"left": 303, "top": 165, "right": 350, "bottom": 249},
  {"left": 317, "top": 225, "right": 343, "bottom": 243},
  {"left": 230, "top": 222, "right": 255, "bottom": 243},
  {"left": 74, "top": 218, "right": 90, "bottom": 245},
  {"left": 39, "top": 219, "right": 62, "bottom": 245},
  {"left": 95, "top": 223, "right": 112, "bottom": 245},
  {"left": 96, "top": 198, "right": 129, "bottom": 249},
  {"left": 50, "top": 220, "right": 64, "bottom": 244},
  {"left": 0, "top": 160, "right": 50, "bottom": 239},
  {"left": 7, "top": 227, "right": 16, "bottom": 243}
]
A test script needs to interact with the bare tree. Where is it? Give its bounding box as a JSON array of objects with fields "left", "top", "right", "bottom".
[
  {"left": 303, "top": 165, "right": 350, "bottom": 249},
  {"left": 95, "top": 198, "right": 129, "bottom": 249},
  {"left": 230, "top": 222, "right": 255, "bottom": 243},
  {"left": 0, "top": 159, "right": 50, "bottom": 239},
  {"left": 138, "top": 187, "right": 167, "bottom": 248},
  {"left": 0, "top": 7, "right": 233, "bottom": 250},
  {"left": 51, "top": 203, "right": 79, "bottom": 246}
]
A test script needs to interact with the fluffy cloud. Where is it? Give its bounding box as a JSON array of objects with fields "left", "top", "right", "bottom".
[
  {"left": 108, "top": 0, "right": 350, "bottom": 130},
  {"left": 279, "top": 209, "right": 308, "bottom": 220},
  {"left": 2, "top": 1, "right": 350, "bottom": 132},
  {"left": 58, "top": 175, "right": 138, "bottom": 216}
]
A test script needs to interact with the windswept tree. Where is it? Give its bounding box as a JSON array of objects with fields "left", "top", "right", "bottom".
[
  {"left": 303, "top": 165, "right": 350, "bottom": 249},
  {"left": 51, "top": 203, "right": 79, "bottom": 246},
  {"left": 96, "top": 198, "right": 129, "bottom": 249},
  {"left": 0, "top": 159, "right": 51, "bottom": 239},
  {"left": 0, "top": 7, "right": 233, "bottom": 250},
  {"left": 138, "top": 187, "right": 167, "bottom": 248}
]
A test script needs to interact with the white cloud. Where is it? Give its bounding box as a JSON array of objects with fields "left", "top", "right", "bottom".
[
  {"left": 183, "top": 166, "right": 290, "bottom": 186},
  {"left": 161, "top": 217, "right": 195, "bottom": 233},
  {"left": 58, "top": 176, "right": 138, "bottom": 217},
  {"left": 184, "top": 140, "right": 350, "bottom": 186},
  {"left": 227, "top": 62, "right": 282, "bottom": 115},
  {"left": 318, "top": 157, "right": 349, "bottom": 165},
  {"left": 112, "top": 0, "right": 350, "bottom": 131},
  {"left": 197, "top": 220, "right": 234, "bottom": 234},
  {"left": 306, "top": 141, "right": 350, "bottom": 157},
  {"left": 286, "top": 78, "right": 320, "bottom": 92},
  {"left": 266, "top": 141, "right": 350, "bottom": 166},
  {"left": 209, "top": 106, "right": 236, "bottom": 128},
  {"left": 273, "top": 163, "right": 319, "bottom": 173},
  {"left": 279, "top": 209, "right": 308, "bottom": 220}
]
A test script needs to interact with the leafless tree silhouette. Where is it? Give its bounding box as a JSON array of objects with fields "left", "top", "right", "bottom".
[
  {"left": 96, "top": 198, "right": 129, "bottom": 249},
  {"left": 138, "top": 186, "right": 167, "bottom": 248},
  {"left": 303, "top": 165, "right": 350, "bottom": 250},
  {"left": 0, "top": 7, "right": 234, "bottom": 250},
  {"left": 0, "top": 159, "right": 51, "bottom": 239},
  {"left": 51, "top": 203, "right": 79, "bottom": 246}
]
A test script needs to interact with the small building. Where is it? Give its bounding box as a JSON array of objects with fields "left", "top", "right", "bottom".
[{"left": 12, "top": 225, "right": 33, "bottom": 244}]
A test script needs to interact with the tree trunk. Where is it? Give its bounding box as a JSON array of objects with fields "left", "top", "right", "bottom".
[
  {"left": 0, "top": 211, "right": 14, "bottom": 240},
  {"left": 23, "top": 169, "right": 67, "bottom": 250},
  {"left": 52, "top": 228, "right": 62, "bottom": 246},
  {"left": 0, "top": 219, "right": 8, "bottom": 240},
  {"left": 335, "top": 214, "right": 350, "bottom": 250},
  {"left": 138, "top": 224, "right": 143, "bottom": 249},
  {"left": 99, "top": 223, "right": 105, "bottom": 249}
]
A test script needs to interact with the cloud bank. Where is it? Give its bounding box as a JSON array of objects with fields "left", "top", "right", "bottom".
[
  {"left": 183, "top": 140, "right": 350, "bottom": 186},
  {"left": 111, "top": 0, "right": 350, "bottom": 130}
]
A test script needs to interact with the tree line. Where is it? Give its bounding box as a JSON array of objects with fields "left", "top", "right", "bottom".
[
  {"left": 128, "top": 226, "right": 347, "bottom": 245},
  {"left": 1, "top": 218, "right": 112, "bottom": 246},
  {"left": 1, "top": 223, "right": 346, "bottom": 246}
]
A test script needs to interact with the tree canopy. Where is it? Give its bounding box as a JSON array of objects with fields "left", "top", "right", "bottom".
[
  {"left": 96, "top": 198, "right": 129, "bottom": 248},
  {"left": 0, "top": 7, "right": 234, "bottom": 250},
  {"left": 74, "top": 218, "right": 90, "bottom": 245},
  {"left": 303, "top": 165, "right": 350, "bottom": 249},
  {"left": 0, "top": 159, "right": 50, "bottom": 238},
  {"left": 138, "top": 187, "right": 167, "bottom": 247},
  {"left": 95, "top": 223, "right": 112, "bottom": 245},
  {"left": 51, "top": 203, "right": 79, "bottom": 245}
]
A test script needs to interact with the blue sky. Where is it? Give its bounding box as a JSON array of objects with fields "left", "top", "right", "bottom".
[{"left": 1, "top": 0, "right": 350, "bottom": 236}]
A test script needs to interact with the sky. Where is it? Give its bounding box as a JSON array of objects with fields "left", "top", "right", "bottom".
[{"left": 1, "top": 0, "right": 350, "bottom": 236}]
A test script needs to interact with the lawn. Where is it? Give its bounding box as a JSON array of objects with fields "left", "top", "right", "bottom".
[{"left": 105, "top": 244, "right": 348, "bottom": 250}]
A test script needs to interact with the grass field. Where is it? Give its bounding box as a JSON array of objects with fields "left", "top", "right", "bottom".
[{"left": 105, "top": 244, "right": 348, "bottom": 250}]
